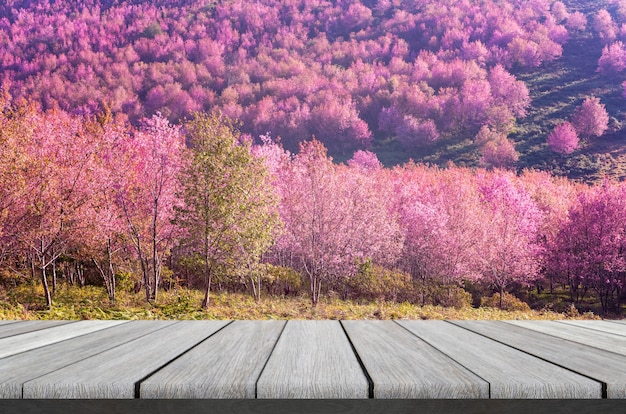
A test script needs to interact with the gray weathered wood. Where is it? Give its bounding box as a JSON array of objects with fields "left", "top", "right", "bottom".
[
  {"left": 140, "top": 320, "right": 285, "bottom": 398},
  {"left": 342, "top": 320, "right": 488, "bottom": 399},
  {"left": 256, "top": 320, "right": 369, "bottom": 398},
  {"left": 398, "top": 320, "right": 600, "bottom": 399},
  {"left": 0, "top": 320, "right": 72, "bottom": 339},
  {"left": 452, "top": 320, "right": 626, "bottom": 398},
  {"left": 0, "top": 321, "right": 176, "bottom": 398},
  {"left": 0, "top": 320, "right": 125, "bottom": 359},
  {"left": 506, "top": 320, "right": 626, "bottom": 356},
  {"left": 0, "top": 321, "right": 19, "bottom": 326},
  {"left": 558, "top": 320, "right": 626, "bottom": 337},
  {"left": 23, "top": 320, "right": 230, "bottom": 398}
]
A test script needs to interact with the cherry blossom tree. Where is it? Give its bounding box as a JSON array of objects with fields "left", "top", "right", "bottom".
[
  {"left": 549, "top": 181, "right": 626, "bottom": 314},
  {"left": 547, "top": 121, "right": 579, "bottom": 155},
  {"left": 18, "top": 108, "right": 104, "bottom": 308},
  {"left": 393, "top": 165, "right": 484, "bottom": 303},
  {"left": 479, "top": 136, "right": 519, "bottom": 168},
  {"left": 566, "top": 11, "right": 587, "bottom": 31},
  {"left": 115, "top": 113, "right": 184, "bottom": 303},
  {"left": 597, "top": 41, "right": 626, "bottom": 75},
  {"left": 571, "top": 97, "right": 609, "bottom": 140},
  {"left": 476, "top": 171, "right": 543, "bottom": 307},
  {"left": 396, "top": 117, "right": 440, "bottom": 148},
  {"left": 82, "top": 113, "right": 132, "bottom": 302},
  {"left": 275, "top": 140, "right": 401, "bottom": 306},
  {"left": 593, "top": 9, "right": 617, "bottom": 44}
]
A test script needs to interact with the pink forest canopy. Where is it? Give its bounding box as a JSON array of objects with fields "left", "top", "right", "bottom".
[
  {"left": 0, "top": 0, "right": 574, "bottom": 153},
  {"left": 2, "top": 0, "right": 626, "bottom": 314},
  {"left": 2, "top": 97, "right": 626, "bottom": 313}
]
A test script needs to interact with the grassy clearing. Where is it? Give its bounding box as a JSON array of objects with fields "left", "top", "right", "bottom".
[{"left": 0, "top": 283, "right": 601, "bottom": 321}]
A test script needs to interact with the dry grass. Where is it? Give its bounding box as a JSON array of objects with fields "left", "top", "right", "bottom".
[{"left": 0, "top": 283, "right": 600, "bottom": 320}]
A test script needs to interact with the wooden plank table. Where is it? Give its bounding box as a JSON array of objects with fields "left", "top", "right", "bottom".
[{"left": 0, "top": 320, "right": 624, "bottom": 400}]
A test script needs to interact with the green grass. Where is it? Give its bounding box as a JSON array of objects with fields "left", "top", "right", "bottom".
[{"left": 0, "top": 283, "right": 602, "bottom": 321}]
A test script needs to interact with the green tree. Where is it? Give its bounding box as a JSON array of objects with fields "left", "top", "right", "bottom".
[{"left": 175, "top": 112, "right": 281, "bottom": 308}]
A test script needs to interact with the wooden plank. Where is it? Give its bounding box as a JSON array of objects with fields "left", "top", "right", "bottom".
[
  {"left": 0, "top": 321, "right": 175, "bottom": 398},
  {"left": 452, "top": 321, "right": 626, "bottom": 398},
  {"left": 0, "top": 321, "right": 72, "bottom": 339},
  {"left": 558, "top": 320, "right": 626, "bottom": 337},
  {"left": 256, "top": 320, "right": 369, "bottom": 398},
  {"left": 140, "top": 320, "right": 285, "bottom": 399},
  {"left": 342, "top": 320, "right": 488, "bottom": 399},
  {"left": 0, "top": 320, "right": 125, "bottom": 359},
  {"left": 506, "top": 320, "right": 626, "bottom": 357},
  {"left": 398, "top": 320, "right": 600, "bottom": 399},
  {"left": 23, "top": 320, "right": 229, "bottom": 398},
  {"left": 0, "top": 321, "right": 19, "bottom": 326}
]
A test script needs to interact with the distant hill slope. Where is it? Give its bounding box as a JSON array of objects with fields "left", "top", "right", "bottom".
[
  {"left": 375, "top": 0, "right": 626, "bottom": 183},
  {"left": 1, "top": 0, "right": 625, "bottom": 182}
]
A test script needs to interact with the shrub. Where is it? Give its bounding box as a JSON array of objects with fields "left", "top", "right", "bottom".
[
  {"left": 481, "top": 292, "right": 531, "bottom": 311},
  {"left": 347, "top": 261, "right": 412, "bottom": 302},
  {"left": 428, "top": 285, "right": 473, "bottom": 309},
  {"left": 262, "top": 264, "right": 302, "bottom": 296},
  {"left": 115, "top": 271, "right": 136, "bottom": 293}
]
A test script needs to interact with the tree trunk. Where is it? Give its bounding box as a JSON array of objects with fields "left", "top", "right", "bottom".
[
  {"left": 201, "top": 257, "right": 213, "bottom": 308},
  {"left": 52, "top": 260, "right": 57, "bottom": 295},
  {"left": 201, "top": 273, "right": 212, "bottom": 309},
  {"left": 108, "top": 239, "right": 116, "bottom": 302},
  {"left": 310, "top": 274, "right": 318, "bottom": 307},
  {"left": 30, "top": 255, "right": 36, "bottom": 282},
  {"left": 151, "top": 198, "right": 159, "bottom": 303},
  {"left": 76, "top": 262, "right": 85, "bottom": 287},
  {"left": 41, "top": 258, "right": 52, "bottom": 310}
]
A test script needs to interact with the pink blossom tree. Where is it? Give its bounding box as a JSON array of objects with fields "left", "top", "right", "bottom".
[
  {"left": 571, "top": 97, "right": 609, "bottom": 140},
  {"left": 18, "top": 108, "right": 104, "bottom": 308},
  {"left": 547, "top": 122, "right": 579, "bottom": 154},
  {"left": 597, "top": 41, "right": 626, "bottom": 75},
  {"left": 115, "top": 113, "right": 184, "bottom": 303},
  {"left": 549, "top": 181, "right": 626, "bottom": 314},
  {"left": 393, "top": 165, "right": 484, "bottom": 303},
  {"left": 82, "top": 114, "right": 133, "bottom": 302},
  {"left": 479, "top": 136, "right": 519, "bottom": 168},
  {"left": 396, "top": 117, "right": 440, "bottom": 148},
  {"left": 275, "top": 140, "right": 402, "bottom": 306},
  {"left": 566, "top": 11, "right": 587, "bottom": 31},
  {"left": 477, "top": 172, "right": 543, "bottom": 307},
  {"left": 593, "top": 10, "right": 617, "bottom": 44}
]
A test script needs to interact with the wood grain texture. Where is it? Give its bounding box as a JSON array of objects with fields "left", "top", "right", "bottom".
[
  {"left": 256, "top": 320, "right": 369, "bottom": 399},
  {"left": 558, "top": 320, "right": 626, "bottom": 337},
  {"left": 0, "top": 320, "right": 125, "bottom": 359},
  {"left": 452, "top": 320, "right": 626, "bottom": 398},
  {"left": 342, "top": 320, "right": 488, "bottom": 399},
  {"left": 0, "top": 320, "right": 72, "bottom": 339},
  {"left": 398, "top": 320, "right": 600, "bottom": 399},
  {"left": 2, "top": 399, "right": 624, "bottom": 414},
  {"left": 22, "top": 320, "right": 230, "bottom": 399},
  {"left": 506, "top": 320, "right": 626, "bottom": 356},
  {"left": 140, "top": 320, "right": 285, "bottom": 398},
  {"left": 0, "top": 321, "right": 19, "bottom": 326},
  {"left": 0, "top": 321, "right": 176, "bottom": 398}
]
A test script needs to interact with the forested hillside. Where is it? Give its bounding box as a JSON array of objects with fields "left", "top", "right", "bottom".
[
  {"left": 2, "top": 0, "right": 626, "bottom": 317},
  {"left": 2, "top": 0, "right": 624, "bottom": 177}
]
